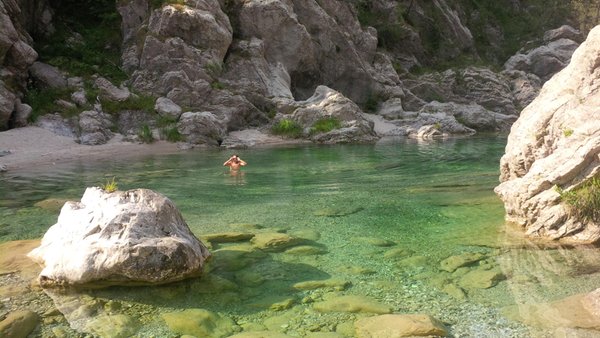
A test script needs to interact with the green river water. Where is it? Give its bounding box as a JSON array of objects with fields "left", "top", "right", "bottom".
[{"left": 1, "top": 135, "right": 600, "bottom": 337}]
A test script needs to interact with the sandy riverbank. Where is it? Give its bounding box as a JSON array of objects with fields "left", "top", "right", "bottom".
[
  {"left": 0, "top": 127, "right": 310, "bottom": 173},
  {"left": 0, "top": 126, "right": 182, "bottom": 172}
]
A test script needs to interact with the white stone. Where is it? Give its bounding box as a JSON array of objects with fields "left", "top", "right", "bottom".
[{"left": 28, "top": 187, "right": 211, "bottom": 286}]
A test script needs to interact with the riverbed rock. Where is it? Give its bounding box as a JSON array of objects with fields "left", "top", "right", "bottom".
[
  {"left": 27, "top": 187, "right": 211, "bottom": 287},
  {"left": 458, "top": 268, "right": 505, "bottom": 289},
  {"left": 34, "top": 113, "right": 78, "bottom": 138},
  {"left": 504, "top": 287, "right": 600, "bottom": 330},
  {"left": 354, "top": 314, "right": 448, "bottom": 338},
  {"left": 0, "top": 310, "right": 40, "bottom": 338},
  {"left": 85, "top": 314, "right": 140, "bottom": 338},
  {"left": 13, "top": 101, "right": 32, "bottom": 127},
  {"left": 162, "top": 308, "right": 238, "bottom": 338},
  {"left": 313, "top": 295, "right": 392, "bottom": 314},
  {"left": 440, "top": 252, "right": 485, "bottom": 272},
  {"left": 293, "top": 279, "right": 350, "bottom": 291},
  {"left": 229, "top": 331, "right": 295, "bottom": 338},
  {"left": 495, "top": 25, "right": 600, "bottom": 243},
  {"left": 250, "top": 232, "right": 299, "bottom": 252}
]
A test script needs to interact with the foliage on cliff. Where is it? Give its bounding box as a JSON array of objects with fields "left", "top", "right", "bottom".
[{"left": 36, "top": 0, "right": 125, "bottom": 82}]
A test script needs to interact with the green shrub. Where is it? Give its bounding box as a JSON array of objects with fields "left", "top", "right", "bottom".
[
  {"left": 363, "top": 93, "right": 380, "bottom": 113},
  {"left": 160, "top": 126, "right": 184, "bottom": 142},
  {"left": 101, "top": 176, "right": 118, "bottom": 193},
  {"left": 138, "top": 124, "right": 155, "bottom": 143},
  {"left": 211, "top": 81, "right": 225, "bottom": 90},
  {"left": 557, "top": 175, "right": 600, "bottom": 222},
  {"left": 271, "top": 119, "right": 303, "bottom": 138},
  {"left": 101, "top": 94, "right": 156, "bottom": 115},
  {"left": 157, "top": 115, "right": 179, "bottom": 127},
  {"left": 35, "top": 0, "right": 126, "bottom": 84},
  {"left": 24, "top": 87, "right": 81, "bottom": 122},
  {"left": 310, "top": 117, "right": 341, "bottom": 135}
]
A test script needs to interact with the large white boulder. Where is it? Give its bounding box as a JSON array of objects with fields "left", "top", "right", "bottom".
[
  {"left": 495, "top": 25, "right": 600, "bottom": 243},
  {"left": 28, "top": 187, "right": 211, "bottom": 287}
]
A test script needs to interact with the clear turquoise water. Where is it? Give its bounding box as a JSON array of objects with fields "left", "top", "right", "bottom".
[{"left": 2, "top": 135, "right": 600, "bottom": 337}]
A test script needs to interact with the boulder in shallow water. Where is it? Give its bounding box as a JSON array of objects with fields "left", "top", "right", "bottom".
[
  {"left": 354, "top": 314, "right": 448, "bottom": 337},
  {"left": 0, "top": 310, "right": 40, "bottom": 338},
  {"left": 27, "top": 187, "right": 211, "bottom": 287},
  {"left": 162, "top": 308, "right": 238, "bottom": 338}
]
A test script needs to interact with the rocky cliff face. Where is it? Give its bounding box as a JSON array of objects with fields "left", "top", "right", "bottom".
[
  {"left": 495, "top": 25, "right": 600, "bottom": 243},
  {"left": 0, "top": 0, "right": 52, "bottom": 130},
  {"left": 0, "top": 0, "right": 586, "bottom": 145}
]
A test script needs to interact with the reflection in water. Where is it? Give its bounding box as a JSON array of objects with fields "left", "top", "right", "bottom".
[
  {"left": 3, "top": 136, "right": 600, "bottom": 336},
  {"left": 225, "top": 170, "right": 246, "bottom": 186}
]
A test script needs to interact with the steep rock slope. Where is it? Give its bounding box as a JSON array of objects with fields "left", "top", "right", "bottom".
[{"left": 495, "top": 25, "right": 600, "bottom": 243}]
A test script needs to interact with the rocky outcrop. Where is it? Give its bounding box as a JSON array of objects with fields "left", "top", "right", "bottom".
[
  {"left": 28, "top": 187, "right": 211, "bottom": 287},
  {"left": 504, "top": 25, "right": 582, "bottom": 83},
  {"left": 277, "top": 86, "right": 378, "bottom": 143},
  {"left": 77, "top": 110, "right": 114, "bottom": 145},
  {"left": 0, "top": 0, "right": 53, "bottom": 130},
  {"left": 118, "top": 0, "right": 232, "bottom": 103},
  {"left": 177, "top": 111, "right": 226, "bottom": 146},
  {"left": 495, "top": 25, "right": 600, "bottom": 243},
  {"left": 402, "top": 67, "right": 518, "bottom": 115}
]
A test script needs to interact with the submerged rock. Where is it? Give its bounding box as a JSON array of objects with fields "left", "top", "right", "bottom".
[
  {"left": 85, "top": 314, "right": 139, "bottom": 338},
  {"left": 162, "top": 308, "right": 238, "bottom": 338},
  {"left": 0, "top": 310, "right": 40, "bottom": 338},
  {"left": 250, "top": 232, "right": 300, "bottom": 252},
  {"left": 313, "top": 295, "right": 392, "bottom": 314},
  {"left": 354, "top": 314, "right": 448, "bottom": 337},
  {"left": 293, "top": 279, "right": 350, "bottom": 291},
  {"left": 229, "top": 331, "right": 295, "bottom": 338},
  {"left": 440, "top": 252, "right": 485, "bottom": 272},
  {"left": 504, "top": 287, "right": 600, "bottom": 330},
  {"left": 28, "top": 187, "right": 211, "bottom": 287}
]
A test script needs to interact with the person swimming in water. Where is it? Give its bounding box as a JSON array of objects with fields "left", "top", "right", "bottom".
[{"left": 223, "top": 154, "right": 247, "bottom": 171}]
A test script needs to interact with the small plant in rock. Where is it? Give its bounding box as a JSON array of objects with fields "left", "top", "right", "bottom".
[
  {"left": 101, "top": 177, "right": 118, "bottom": 193},
  {"left": 563, "top": 128, "right": 574, "bottom": 137},
  {"left": 556, "top": 175, "right": 600, "bottom": 222},
  {"left": 271, "top": 119, "right": 303, "bottom": 138},
  {"left": 210, "top": 81, "right": 225, "bottom": 90},
  {"left": 310, "top": 117, "right": 341, "bottom": 135},
  {"left": 138, "top": 124, "right": 155, "bottom": 143}
]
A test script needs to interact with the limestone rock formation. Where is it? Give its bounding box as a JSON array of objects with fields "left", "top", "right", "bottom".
[
  {"left": 402, "top": 67, "right": 517, "bottom": 115},
  {"left": 505, "top": 25, "right": 582, "bottom": 82},
  {"left": 77, "top": 110, "right": 114, "bottom": 145},
  {"left": 0, "top": 0, "right": 53, "bottom": 130},
  {"left": 28, "top": 187, "right": 211, "bottom": 287},
  {"left": 495, "top": 25, "right": 600, "bottom": 243},
  {"left": 280, "top": 86, "right": 377, "bottom": 143}
]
